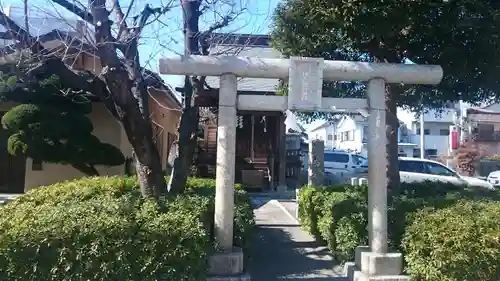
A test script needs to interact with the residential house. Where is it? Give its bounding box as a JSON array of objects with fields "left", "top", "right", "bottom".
[
  {"left": 0, "top": 7, "right": 182, "bottom": 193},
  {"left": 308, "top": 107, "right": 458, "bottom": 159},
  {"left": 308, "top": 114, "right": 413, "bottom": 157},
  {"left": 407, "top": 108, "right": 456, "bottom": 159},
  {"left": 465, "top": 104, "right": 500, "bottom": 154},
  {"left": 309, "top": 120, "right": 338, "bottom": 149}
]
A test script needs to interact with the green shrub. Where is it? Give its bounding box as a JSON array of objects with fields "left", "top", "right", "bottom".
[
  {"left": 233, "top": 190, "right": 255, "bottom": 256},
  {"left": 165, "top": 176, "right": 254, "bottom": 254},
  {"left": 12, "top": 176, "right": 140, "bottom": 207},
  {"left": 297, "top": 185, "right": 319, "bottom": 235},
  {"left": 403, "top": 200, "right": 500, "bottom": 281},
  {"left": 334, "top": 212, "right": 368, "bottom": 262},
  {"left": 166, "top": 176, "right": 243, "bottom": 195},
  {"left": 317, "top": 191, "right": 349, "bottom": 252},
  {"left": 297, "top": 185, "right": 337, "bottom": 239},
  {"left": 0, "top": 193, "right": 212, "bottom": 281},
  {"left": 298, "top": 181, "right": 500, "bottom": 264},
  {"left": 0, "top": 176, "right": 255, "bottom": 281}
]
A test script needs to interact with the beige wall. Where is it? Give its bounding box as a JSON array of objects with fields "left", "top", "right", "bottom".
[{"left": 148, "top": 89, "right": 181, "bottom": 170}]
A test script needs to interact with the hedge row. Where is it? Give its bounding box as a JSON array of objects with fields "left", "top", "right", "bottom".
[
  {"left": 298, "top": 182, "right": 500, "bottom": 281},
  {"left": 0, "top": 176, "right": 254, "bottom": 281}
]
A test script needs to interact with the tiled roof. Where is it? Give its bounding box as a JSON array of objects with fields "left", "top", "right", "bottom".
[{"left": 206, "top": 33, "right": 282, "bottom": 92}]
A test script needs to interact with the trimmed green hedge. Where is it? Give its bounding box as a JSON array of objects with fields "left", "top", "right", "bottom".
[
  {"left": 402, "top": 200, "right": 500, "bottom": 281},
  {"left": 297, "top": 182, "right": 500, "bottom": 280},
  {"left": 0, "top": 176, "right": 254, "bottom": 281}
]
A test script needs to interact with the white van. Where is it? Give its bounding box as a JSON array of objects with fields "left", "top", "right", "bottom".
[{"left": 324, "top": 151, "right": 366, "bottom": 178}]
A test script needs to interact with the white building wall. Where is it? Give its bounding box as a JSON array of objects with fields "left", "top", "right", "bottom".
[
  {"left": 311, "top": 129, "right": 327, "bottom": 142},
  {"left": 307, "top": 107, "right": 455, "bottom": 159},
  {"left": 410, "top": 121, "right": 451, "bottom": 157},
  {"left": 336, "top": 119, "right": 364, "bottom": 153},
  {"left": 325, "top": 126, "right": 337, "bottom": 149},
  {"left": 310, "top": 124, "right": 338, "bottom": 150}
]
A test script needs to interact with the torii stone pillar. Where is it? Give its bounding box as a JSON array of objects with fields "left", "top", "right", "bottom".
[
  {"left": 215, "top": 73, "right": 238, "bottom": 251},
  {"left": 159, "top": 55, "right": 443, "bottom": 281}
]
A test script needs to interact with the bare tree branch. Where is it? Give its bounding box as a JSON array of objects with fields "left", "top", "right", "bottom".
[
  {"left": 23, "top": 0, "right": 29, "bottom": 35},
  {"left": 109, "top": 0, "right": 131, "bottom": 40},
  {"left": 47, "top": 0, "right": 131, "bottom": 54},
  {"left": 0, "top": 10, "right": 46, "bottom": 54},
  {"left": 0, "top": 8, "right": 121, "bottom": 118}
]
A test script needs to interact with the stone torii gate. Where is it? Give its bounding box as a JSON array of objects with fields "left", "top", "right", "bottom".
[{"left": 159, "top": 56, "right": 442, "bottom": 281}]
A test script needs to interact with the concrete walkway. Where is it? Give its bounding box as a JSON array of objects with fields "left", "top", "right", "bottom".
[
  {"left": 249, "top": 197, "right": 347, "bottom": 281},
  {"left": 0, "top": 193, "right": 18, "bottom": 205}
]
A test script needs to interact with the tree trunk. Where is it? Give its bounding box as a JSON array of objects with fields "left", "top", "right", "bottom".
[
  {"left": 385, "top": 86, "right": 401, "bottom": 190},
  {"left": 90, "top": 0, "right": 165, "bottom": 198},
  {"left": 168, "top": 0, "right": 201, "bottom": 193},
  {"left": 72, "top": 163, "right": 99, "bottom": 176}
]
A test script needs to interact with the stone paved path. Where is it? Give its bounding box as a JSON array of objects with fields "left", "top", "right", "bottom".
[{"left": 249, "top": 197, "right": 347, "bottom": 281}]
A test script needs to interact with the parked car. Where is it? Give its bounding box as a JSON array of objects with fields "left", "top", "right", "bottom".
[
  {"left": 323, "top": 151, "right": 366, "bottom": 176},
  {"left": 399, "top": 157, "right": 494, "bottom": 190},
  {"left": 354, "top": 157, "right": 494, "bottom": 190},
  {"left": 487, "top": 170, "right": 500, "bottom": 188}
]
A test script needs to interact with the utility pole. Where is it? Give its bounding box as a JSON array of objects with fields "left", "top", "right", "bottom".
[
  {"left": 420, "top": 111, "right": 425, "bottom": 159},
  {"left": 458, "top": 100, "right": 466, "bottom": 143}
]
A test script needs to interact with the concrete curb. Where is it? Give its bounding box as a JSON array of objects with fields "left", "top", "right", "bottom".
[{"left": 270, "top": 199, "right": 300, "bottom": 225}]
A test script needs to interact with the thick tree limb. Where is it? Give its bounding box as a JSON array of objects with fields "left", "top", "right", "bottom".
[
  {"left": 199, "top": 16, "right": 232, "bottom": 55},
  {"left": 72, "top": 163, "right": 99, "bottom": 176},
  {"left": 52, "top": 0, "right": 93, "bottom": 22},
  {"left": 109, "top": 0, "right": 132, "bottom": 39},
  {"left": 0, "top": 31, "right": 15, "bottom": 40}
]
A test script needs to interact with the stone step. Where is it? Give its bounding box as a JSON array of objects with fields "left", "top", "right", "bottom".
[
  {"left": 353, "top": 271, "right": 409, "bottom": 281},
  {"left": 208, "top": 248, "right": 244, "bottom": 276},
  {"left": 206, "top": 273, "right": 251, "bottom": 281}
]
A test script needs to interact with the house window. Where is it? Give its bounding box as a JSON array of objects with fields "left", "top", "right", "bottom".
[
  {"left": 343, "top": 132, "right": 348, "bottom": 141},
  {"left": 426, "top": 149, "right": 438, "bottom": 157},
  {"left": 416, "top": 128, "right": 430, "bottom": 135},
  {"left": 412, "top": 148, "right": 438, "bottom": 158},
  {"left": 439, "top": 129, "right": 450, "bottom": 136},
  {"left": 412, "top": 149, "right": 420, "bottom": 158},
  {"left": 478, "top": 123, "right": 495, "bottom": 132},
  {"left": 333, "top": 135, "right": 338, "bottom": 141},
  {"left": 347, "top": 130, "right": 355, "bottom": 141},
  {"left": 32, "top": 159, "right": 43, "bottom": 171},
  {"left": 327, "top": 134, "right": 333, "bottom": 141}
]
